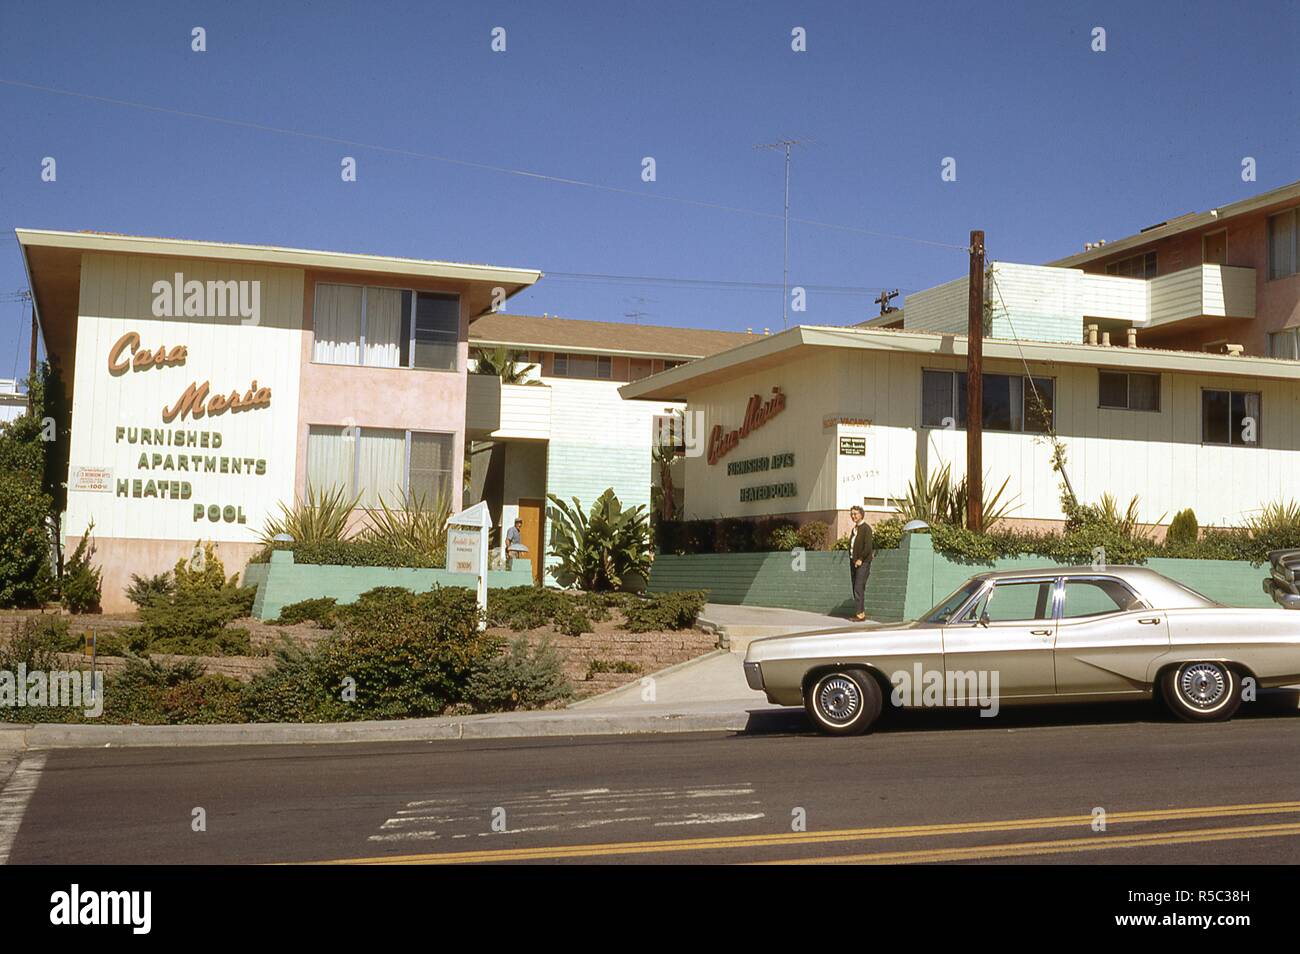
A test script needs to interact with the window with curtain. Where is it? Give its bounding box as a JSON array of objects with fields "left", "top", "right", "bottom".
[
  {"left": 356, "top": 428, "right": 407, "bottom": 508},
  {"left": 312, "top": 284, "right": 459, "bottom": 370},
  {"left": 1269, "top": 329, "right": 1300, "bottom": 360},
  {"left": 306, "top": 425, "right": 457, "bottom": 509},
  {"left": 1099, "top": 371, "right": 1160, "bottom": 411},
  {"left": 408, "top": 432, "right": 454, "bottom": 505},
  {"left": 305, "top": 426, "right": 356, "bottom": 497},
  {"left": 363, "top": 287, "right": 405, "bottom": 368},
  {"left": 1202, "top": 389, "right": 1261, "bottom": 446},
  {"left": 921, "top": 370, "right": 1053, "bottom": 433},
  {"left": 312, "top": 284, "right": 364, "bottom": 365},
  {"left": 1269, "top": 209, "right": 1298, "bottom": 280}
]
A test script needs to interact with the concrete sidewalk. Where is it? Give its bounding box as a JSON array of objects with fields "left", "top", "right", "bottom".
[{"left": 698, "top": 602, "right": 872, "bottom": 652}]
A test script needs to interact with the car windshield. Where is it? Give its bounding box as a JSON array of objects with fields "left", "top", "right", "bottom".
[{"left": 921, "top": 580, "right": 985, "bottom": 623}]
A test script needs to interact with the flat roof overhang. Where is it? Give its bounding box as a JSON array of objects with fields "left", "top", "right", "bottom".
[
  {"left": 619, "top": 325, "right": 1300, "bottom": 402},
  {"left": 1047, "top": 178, "right": 1300, "bottom": 269},
  {"left": 16, "top": 228, "right": 543, "bottom": 388}
]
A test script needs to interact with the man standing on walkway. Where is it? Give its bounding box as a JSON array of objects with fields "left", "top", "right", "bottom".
[{"left": 847, "top": 505, "right": 873, "bottom": 621}]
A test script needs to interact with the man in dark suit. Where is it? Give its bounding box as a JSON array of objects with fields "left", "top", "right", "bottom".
[{"left": 847, "top": 505, "right": 873, "bottom": 621}]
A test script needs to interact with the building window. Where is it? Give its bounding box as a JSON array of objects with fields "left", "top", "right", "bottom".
[
  {"left": 1269, "top": 209, "right": 1298, "bottom": 280},
  {"left": 313, "top": 284, "right": 459, "bottom": 371},
  {"left": 1105, "top": 252, "right": 1158, "bottom": 279},
  {"left": 307, "top": 425, "right": 455, "bottom": 508},
  {"left": 1099, "top": 371, "right": 1160, "bottom": 411},
  {"left": 1201, "top": 390, "right": 1261, "bottom": 446},
  {"left": 921, "top": 369, "right": 1054, "bottom": 433},
  {"left": 552, "top": 352, "right": 612, "bottom": 379},
  {"left": 1268, "top": 329, "right": 1300, "bottom": 360}
]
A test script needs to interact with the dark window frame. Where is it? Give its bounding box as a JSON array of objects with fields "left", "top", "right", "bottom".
[
  {"left": 1098, "top": 370, "right": 1161, "bottom": 412},
  {"left": 1200, "top": 388, "right": 1262, "bottom": 447},
  {"left": 920, "top": 368, "right": 1055, "bottom": 434}
]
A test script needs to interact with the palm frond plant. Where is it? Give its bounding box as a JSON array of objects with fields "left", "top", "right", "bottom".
[
  {"left": 547, "top": 488, "right": 652, "bottom": 591},
  {"left": 360, "top": 491, "right": 453, "bottom": 566},
  {"left": 472, "top": 346, "right": 536, "bottom": 384},
  {"left": 259, "top": 483, "right": 359, "bottom": 548}
]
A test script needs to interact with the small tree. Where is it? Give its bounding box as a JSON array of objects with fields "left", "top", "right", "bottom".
[{"left": 1167, "top": 509, "right": 1199, "bottom": 546}]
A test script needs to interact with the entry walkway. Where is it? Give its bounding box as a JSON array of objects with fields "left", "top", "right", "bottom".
[{"left": 697, "top": 602, "right": 872, "bottom": 652}]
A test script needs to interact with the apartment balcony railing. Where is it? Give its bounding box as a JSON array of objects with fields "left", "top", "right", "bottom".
[{"left": 466, "top": 373, "right": 552, "bottom": 440}]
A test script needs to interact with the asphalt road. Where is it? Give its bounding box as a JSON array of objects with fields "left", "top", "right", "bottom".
[{"left": 5, "top": 701, "right": 1300, "bottom": 865}]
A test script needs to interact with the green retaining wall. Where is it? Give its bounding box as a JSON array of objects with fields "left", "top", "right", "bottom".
[
  {"left": 648, "top": 533, "right": 1273, "bottom": 620},
  {"left": 243, "top": 551, "right": 535, "bottom": 621}
]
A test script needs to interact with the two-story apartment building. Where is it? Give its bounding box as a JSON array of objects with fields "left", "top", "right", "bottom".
[
  {"left": 622, "top": 179, "right": 1300, "bottom": 540},
  {"left": 17, "top": 229, "right": 541, "bottom": 611}
]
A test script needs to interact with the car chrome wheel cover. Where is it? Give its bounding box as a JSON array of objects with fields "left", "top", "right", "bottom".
[
  {"left": 1178, "top": 663, "right": 1229, "bottom": 710},
  {"left": 816, "top": 675, "right": 861, "bottom": 724}
]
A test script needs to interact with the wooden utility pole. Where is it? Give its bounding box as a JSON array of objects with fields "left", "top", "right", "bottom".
[{"left": 966, "top": 230, "right": 985, "bottom": 532}]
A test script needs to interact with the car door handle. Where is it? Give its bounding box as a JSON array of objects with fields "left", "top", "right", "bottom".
[
  {"left": 1138, "top": 618, "right": 1161, "bottom": 625},
  {"left": 1030, "top": 629, "right": 1053, "bottom": 636}
]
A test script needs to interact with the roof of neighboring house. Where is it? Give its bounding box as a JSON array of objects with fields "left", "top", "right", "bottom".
[
  {"left": 1048, "top": 178, "right": 1300, "bottom": 269},
  {"left": 619, "top": 324, "right": 1300, "bottom": 402},
  {"left": 468, "top": 312, "right": 759, "bottom": 360}
]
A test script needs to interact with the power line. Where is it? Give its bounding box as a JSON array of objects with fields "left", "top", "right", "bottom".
[
  {"left": 0, "top": 78, "right": 971, "bottom": 253},
  {"left": 542, "top": 269, "right": 921, "bottom": 296}
]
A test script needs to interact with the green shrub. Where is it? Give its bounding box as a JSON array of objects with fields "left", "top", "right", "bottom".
[
  {"left": 0, "top": 619, "right": 90, "bottom": 724},
  {"left": 316, "top": 584, "right": 497, "bottom": 719},
  {"left": 271, "top": 597, "right": 338, "bottom": 628},
  {"left": 126, "top": 572, "right": 174, "bottom": 608},
  {"left": 131, "top": 584, "right": 256, "bottom": 655},
  {"left": 621, "top": 590, "right": 707, "bottom": 633},
  {"left": 241, "top": 640, "right": 345, "bottom": 723},
  {"left": 101, "top": 657, "right": 245, "bottom": 725},
  {"left": 552, "top": 603, "right": 592, "bottom": 637},
  {"left": 0, "top": 617, "right": 65, "bottom": 673},
  {"left": 1167, "top": 509, "right": 1199, "bottom": 546},
  {"left": 797, "top": 521, "right": 830, "bottom": 551},
  {"left": 871, "top": 516, "right": 904, "bottom": 550},
  {"left": 585, "top": 659, "right": 641, "bottom": 677},
  {"left": 0, "top": 469, "right": 54, "bottom": 608},
  {"left": 60, "top": 525, "right": 102, "bottom": 614},
  {"left": 770, "top": 526, "right": 800, "bottom": 551},
  {"left": 259, "top": 483, "right": 358, "bottom": 548},
  {"left": 249, "top": 538, "right": 444, "bottom": 568},
  {"left": 466, "top": 638, "right": 572, "bottom": 711}
]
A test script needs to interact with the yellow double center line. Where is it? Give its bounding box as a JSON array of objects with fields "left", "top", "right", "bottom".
[{"left": 307, "top": 799, "right": 1300, "bottom": 865}]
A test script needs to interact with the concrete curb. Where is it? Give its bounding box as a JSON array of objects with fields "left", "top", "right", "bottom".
[{"left": 0, "top": 703, "right": 801, "bottom": 751}]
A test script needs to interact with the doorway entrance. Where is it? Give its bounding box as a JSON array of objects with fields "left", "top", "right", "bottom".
[{"left": 516, "top": 497, "right": 545, "bottom": 584}]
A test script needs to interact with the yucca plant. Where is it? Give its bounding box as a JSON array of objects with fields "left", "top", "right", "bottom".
[
  {"left": 547, "top": 488, "right": 652, "bottom": 591},
  {"left": 259, "top": 483, "right": 359, "bottom": 547},
  {"left": 360, "top": 491, "right": 453, "bottom": 564},
  {"left": 899, "top": 460, "right": 1018, "bottom": 530}
]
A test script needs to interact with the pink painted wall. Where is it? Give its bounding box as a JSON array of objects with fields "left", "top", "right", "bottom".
[{"left": 293, "top": 270, "right": 469, "bottom": 507}]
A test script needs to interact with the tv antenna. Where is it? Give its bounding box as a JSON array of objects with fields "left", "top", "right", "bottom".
[{"left": 754, "top": 138, "right": 812, "bottom": 330}]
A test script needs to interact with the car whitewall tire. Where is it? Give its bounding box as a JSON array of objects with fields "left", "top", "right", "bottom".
[
  {"left": 805, "top": 669, "right": 882, "bottom": 736},
  {"left": 1161, "top": 661, "right": 1242, "bottom": 722}
]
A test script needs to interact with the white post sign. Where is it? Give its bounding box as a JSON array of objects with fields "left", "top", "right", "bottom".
[{"left": 447, "top": 501, "right": 491, "bottom": 630}]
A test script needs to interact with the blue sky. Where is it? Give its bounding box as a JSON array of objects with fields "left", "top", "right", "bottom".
[{"left": 0, "top": 0, "right": 1297, "bottom": 376}]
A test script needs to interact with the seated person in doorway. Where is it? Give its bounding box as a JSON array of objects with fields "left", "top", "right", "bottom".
[{"left": 505, "top": 517, "right": 528, "bottom": 569}]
